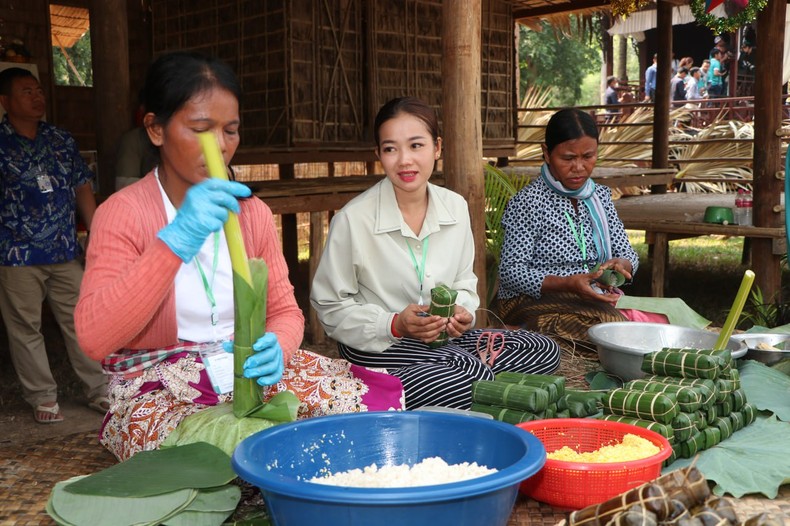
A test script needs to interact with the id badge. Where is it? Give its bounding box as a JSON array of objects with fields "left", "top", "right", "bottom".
[
  {"left": 199, "top": 342, "right": 234, "bottom": 394},
  {"left": 36, "top": 173, "right": 54, "bottom": 193}
]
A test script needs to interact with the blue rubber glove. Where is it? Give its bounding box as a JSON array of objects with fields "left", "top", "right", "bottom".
[
  {"left": 222, "top": 333, "right": 284, "bottom": 386},
  {"left": 158, "top": 178, "right": 252, "bottom": 263}
]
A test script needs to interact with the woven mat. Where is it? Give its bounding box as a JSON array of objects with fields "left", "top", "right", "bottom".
[
  {"left": 2, "top": 432, "right": 788, "bottom": 526},
  {"left": 0, "top": 432, "right": 115, "bottom": 526}
]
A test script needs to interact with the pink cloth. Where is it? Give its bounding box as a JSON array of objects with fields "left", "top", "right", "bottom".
[
  {"left": 618, "top": 309, "right": 670, "bottom": 324},
  {"left": 75, "top": 172, "right": 304, "bottom": 362}
]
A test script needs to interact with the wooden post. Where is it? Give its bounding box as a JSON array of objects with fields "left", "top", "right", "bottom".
[
  {"left": 90, "top": 0, "right": 130, "bottom": 195},
  {"left": 650, "top": 0, "right": 672, "bottom": 194},
  {"left": 442, "top": 0, "right": 486, "bottom": 324},
  {"left": 752, "top": 0, "right": 786, "bottom": 301}
]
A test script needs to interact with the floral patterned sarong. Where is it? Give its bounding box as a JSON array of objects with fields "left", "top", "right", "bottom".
[{"left": 100, "top": 346, "right": 404, "bottom": 460}]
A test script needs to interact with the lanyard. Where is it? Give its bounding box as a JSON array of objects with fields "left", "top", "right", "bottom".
[
  {"left": 194, "top": 232, "right": 220, "bottom": 325},
  {"left": 563, "top": 211, "right": 588, "bottom": 271},
  {"left": 406, "top": 237, "right": 430, "bottom": 305}
]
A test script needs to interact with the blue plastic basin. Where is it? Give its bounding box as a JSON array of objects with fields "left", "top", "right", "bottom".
[{"left": 232, "top": 411, "right": 546, "bottom": 526}]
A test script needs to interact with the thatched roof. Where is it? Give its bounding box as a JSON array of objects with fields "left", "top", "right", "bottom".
[
  {"left": 49, "top": 4, "right": 90, "bottom": 49},
  {"left": 507, "top": 0, "right": 611, "bottom": 21}
]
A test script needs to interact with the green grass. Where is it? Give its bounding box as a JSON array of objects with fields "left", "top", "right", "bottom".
[{"left": 626, "top": 231, "right": 789, "bottom": 327}]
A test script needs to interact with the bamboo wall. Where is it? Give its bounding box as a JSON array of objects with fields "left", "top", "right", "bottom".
[{"left": 151, "top": 0, "right": 516, "bottom": 155}]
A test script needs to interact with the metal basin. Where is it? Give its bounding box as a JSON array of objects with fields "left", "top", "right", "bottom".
[
  {"left": 730, "top": 333, "right": 790, "bottom": 366},
  {"left": 587, "top": 322, "right": 747, "bottom": 381}
]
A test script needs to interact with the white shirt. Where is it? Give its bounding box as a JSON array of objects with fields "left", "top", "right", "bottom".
[
  {"left": 310, "top": 178, "right": 478, "bottom": 352},
  {"left": 155, "top": 171, "right": 235, "bottom": 342}
]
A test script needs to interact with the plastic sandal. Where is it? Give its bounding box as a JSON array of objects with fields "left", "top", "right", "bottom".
[
  {"left": 88, "top": 396, "right": 110, "bottom": 414},
  {"left": 34, "top": 402, "right": 64, "bottom": 424}
]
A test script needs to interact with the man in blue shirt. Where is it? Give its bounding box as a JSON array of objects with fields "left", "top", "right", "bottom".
[
  {"left": 644, "top": 53, "right": 658, "bottom": 102},
  {"left": 0, "top": 67, "right": 107, "bottom": 424}
]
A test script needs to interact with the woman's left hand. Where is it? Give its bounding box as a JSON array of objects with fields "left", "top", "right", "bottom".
[
  {"left": 445, "top": 305, "right": 473, "bottom": 338},
  {"left": 223, "top": 333, "right": 284, "bottom": 386}
]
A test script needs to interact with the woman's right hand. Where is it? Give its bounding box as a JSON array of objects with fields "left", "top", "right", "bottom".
[
  {"left": 394, "top": 304, "right": 448, "bottom": 343},
  {"left": 157, "top": 178, "right": 251, "bottom": 262},
  {"left": 565, "top": 270, "right": 622, "bottom": 305}
]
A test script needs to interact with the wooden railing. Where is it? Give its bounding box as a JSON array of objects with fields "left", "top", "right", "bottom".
[{"left": 513, "top": 96, "right": 789, "bottom": 171}]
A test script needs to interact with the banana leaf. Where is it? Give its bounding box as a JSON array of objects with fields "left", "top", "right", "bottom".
[
  {"left": 641, "top": 350, "right": 721, "bottom": 380},
  {"left": 50, "top": 475, "right": 197, "bottom": 526},
  {"left": 603, "top": 388, "right": 679, "bottom": 425},
  {"left": 495, "top": 372, "right": 565, "bottom": 402},
  {"left": 160, "top": 396, "right": 299, "bottom": 457},
  {"left": 232, "top": 258, "right": 269, "bottom": 417},
  {"left": 198, "top": 133, "right": 269, "bottom": 418},
  {"left": 469, "top": 402, "right": 538, "bottom": 424},
  {"left": 64, "top": 442, "right": 235, "bottom": 497},
  {"left": 428, "top": 284, "right": 457, "bottom": 348},
  {"left": 471, "top": 380, "right": 549, "bottom": 412},
  {"left": 162, "top": 485, "right": 241, "bottom": 526}
]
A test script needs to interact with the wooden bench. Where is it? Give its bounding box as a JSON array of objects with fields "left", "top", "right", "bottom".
[{"left": 614, "top": 193, "right": 786, "bottom": 297}]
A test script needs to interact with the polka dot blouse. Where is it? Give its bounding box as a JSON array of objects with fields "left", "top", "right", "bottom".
[{"left": 497, "top": 176, "right": 639, "bottom": 300}]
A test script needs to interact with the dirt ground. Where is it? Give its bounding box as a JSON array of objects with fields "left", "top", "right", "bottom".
[{"left": 0, "top": 306, "right": 339, "bottom": 450}]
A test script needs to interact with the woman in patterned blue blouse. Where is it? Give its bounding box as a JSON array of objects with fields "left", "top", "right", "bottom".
[{"left": 495, "top": 108, "right": 639, "bottom": 348}]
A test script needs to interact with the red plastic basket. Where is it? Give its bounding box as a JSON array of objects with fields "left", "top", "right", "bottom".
[{"left": 517, "top": 418, "right": 672, "bottom": 510}]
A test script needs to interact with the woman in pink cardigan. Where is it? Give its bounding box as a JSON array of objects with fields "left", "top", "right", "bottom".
[{"left": 76, "top": 52, "right": 403, "bottom": 460}]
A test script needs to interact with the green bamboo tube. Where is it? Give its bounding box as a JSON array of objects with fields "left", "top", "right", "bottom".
[
  {"left": 198, "top": 132, "right": 265, "bottom": 418},
  {"left": 643, "top": 376, "right": 717, "bottom": 409},
  {"left": 428, "top": 284, "right": 457, "bottom": 348},
  {"left": 624, "top": 379, "right": 703, "bottom": 413},
  {"left": 598, "top": 414, "right": 674, "bottom": 441},
  {"left": 603, "top": 388, "right": 679, "bottom": 425},
  {"left": 495, "top": 372, "right": 565, "bottom": 401},
  {"left": 640, "top": 350, "right": 721, "bottom": 380},
  {"left": 671, "top": 412, "right": 697, "bottom": 442},
  {"left": 701, "top": 427, "right": 721, "bottom": 450},
  {"left": 469, "top": 403, "right": 537, "bottom": 424},
  {"left": 712, "top": 417, "right": 733, "bottom": 440},
  {"left": 729, "top": 411, "right": 745, "bottom": 432},
  {"left": 729, "top": 389, "right": 747, "bottom": 411},
  {"left": 471, "top": 380, "right": 549, "bottom": 412},
  {"left": 741, "top": 403, "right": 757, "bottom": 426}
]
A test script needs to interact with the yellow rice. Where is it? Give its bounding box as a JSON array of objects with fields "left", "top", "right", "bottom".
[{"left": 546, "top": 433, "right": 660, "bottom": 463}]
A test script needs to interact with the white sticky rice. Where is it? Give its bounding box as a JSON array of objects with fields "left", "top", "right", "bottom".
[{"left": 308, "top": 456, "right": 497, "bottom": 487}]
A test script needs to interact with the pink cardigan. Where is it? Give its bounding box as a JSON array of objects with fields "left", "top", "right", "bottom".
[{"left": 75, "top": 173, "right": 304, "bottom": 363}]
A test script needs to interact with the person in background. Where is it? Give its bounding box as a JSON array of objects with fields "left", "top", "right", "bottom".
[
  {"left": 311, "top": 97, "right": 560, "bottom": 410},
  {"left": 113, "top": 96, "right": 158, "bottom": 191},
  {"left": 0, "top": 67, "right": 108, "bottom": 424},
  {"left": 496, "top": 109, "right": 639, "bottom": 349},
  {"left": 644, "top": 53, "right": 658, "bottom": 102},
  {"left": 76, "top": 52, "right": 402, "bottom": 461},
  {"left": 699, "top": 59, "right": 711, "bottom": 97},
  {"left": 686, "top": 67, "right": 704, "bottom": 101},
  {"left": 707, "top": 48, "right": 727, "bottom": 98},
  {"left": 604, "top": 76, "right": 621, "bottom": 106},
  {"left": 670, "top": 67, "right": 689, "bottom": 102}
]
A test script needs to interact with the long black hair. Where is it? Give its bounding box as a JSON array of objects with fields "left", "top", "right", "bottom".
[
  {"left": 142, "top": 51, "right": 241, "bottom": 127},
  {"left": 544, "top": 108, "right": 599, "bottom": 154},
  {"left": 373, "top": 97, "right": 440, "bottom": 149}
]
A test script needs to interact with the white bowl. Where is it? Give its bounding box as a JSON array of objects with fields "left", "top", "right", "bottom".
[
  {"left": 587, "top": 322, "right": 747, "bottom": 381},
  {"left": 730, "top": 333, "right": 790, "bottom": 365}
]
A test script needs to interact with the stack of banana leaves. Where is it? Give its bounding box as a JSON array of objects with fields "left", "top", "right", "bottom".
[
  {"left": 599, "top": 348, "right": 755, "bottom": 467},
  {"left": 46, "top": 443, "right": 241, "bottom": 526},
  {"left": 470, "top": 372, "right": 604, "bottom": 424}
]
